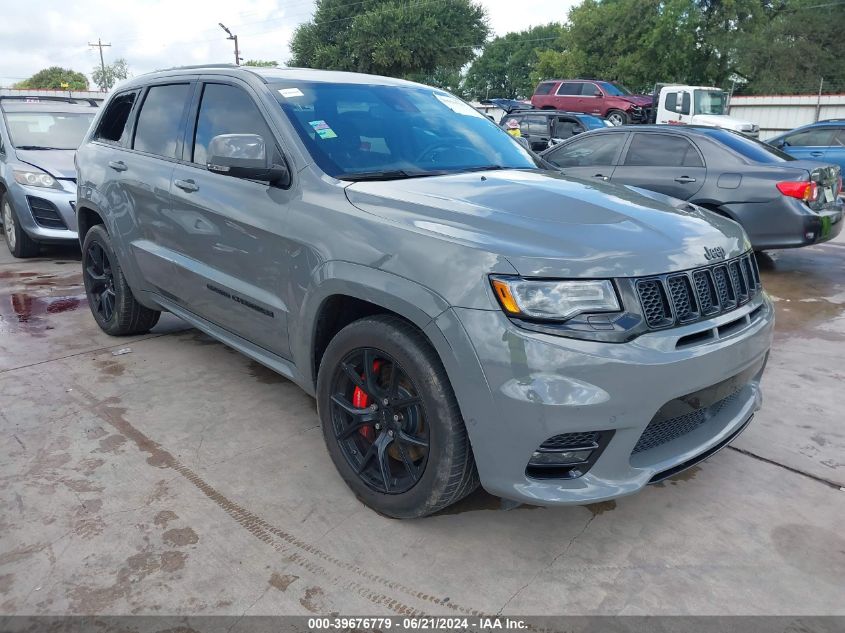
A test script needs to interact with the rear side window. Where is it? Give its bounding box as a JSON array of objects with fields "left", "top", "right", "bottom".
[
  {"left": 192, "top": 83, "right": 275, "bottom": 166},
  {"left": 556, "top": 83, "right": 582, "bottom": 96},
  {"left": 625, "top": 133, "right": 703, "bottom": 167},
  {"left": 534, "top": 82, "right": 555, "bottom": 96},
  {"left": 546, "top": 133, "right": 626, "bottom": 168},
  {"left": 96, "top": 91, "right": 137, "bottom": 143},
  {"left": 702, "top": 128, "right": 794, "bottom": 163},
  {"left": 133, "top": 83, "right": 192, "bottom": 159}
]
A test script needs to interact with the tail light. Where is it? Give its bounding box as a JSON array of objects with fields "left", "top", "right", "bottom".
[{"left": 777, "top": 180, "right": 818, "bottom": 202}]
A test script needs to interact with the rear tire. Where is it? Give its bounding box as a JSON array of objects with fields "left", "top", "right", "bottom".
[
  {"left": 2, "top": 193, "right": 40, "bottom": 258},
  {"left": 316, "top": 315, "right": 479, "bottom": 518},
  {"left": 82, "top": 225, "right": 160, "bottom": 335},
  {"left": 606, "top": 109, "right": 629, "bottom": 126}
]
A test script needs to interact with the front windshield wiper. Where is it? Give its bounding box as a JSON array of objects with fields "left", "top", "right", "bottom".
[
  {"left": 340, "top": 170, "right": 435, "bottom": 182},
  {"left": 15, "top": 145, "right": 67, "bottom": 150}
]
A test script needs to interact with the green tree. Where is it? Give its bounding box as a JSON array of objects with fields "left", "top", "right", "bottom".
[
  {"left": 14, "top": 67, "right": 88, "bottom": 90},
  {"left": 289, "top": 0, "right": 488, "bottom": 79},
  {"left": 464, "top": 23, "right": 566, "bottom": 99},
  {"left": 92, "top": 58, "right": 130, "bottom": 91},
  {"left": 244, "top": 59, "right": 278, "bottom": 67}
]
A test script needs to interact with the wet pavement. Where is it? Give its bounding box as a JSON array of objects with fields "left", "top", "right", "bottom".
[{"left": 0, "top": 237, "right": 843, "bottom": 616}]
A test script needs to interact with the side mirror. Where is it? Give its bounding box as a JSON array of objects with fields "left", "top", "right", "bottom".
[
  {"left": 207, "top": 134, "right": 289, "bottom": 185},
  {"left": 593, "top": 89, "right": 602, "bottom": 97}
]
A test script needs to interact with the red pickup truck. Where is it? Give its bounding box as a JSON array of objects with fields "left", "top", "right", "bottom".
[{"left": 531, "top": 79, "right": 653, "bottom": 126}]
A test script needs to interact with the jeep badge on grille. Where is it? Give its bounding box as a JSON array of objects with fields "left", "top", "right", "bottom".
[{"left": 704, "top": 246, "right": 726, "bottom": 261}]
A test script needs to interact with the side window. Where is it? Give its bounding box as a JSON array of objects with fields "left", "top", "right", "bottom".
[
  {"left": 581, "top": 83, "right": 601, "bottom": 97},
  {"left": 546, "top": 133, "right": 626, "bottom": 168},
  {"left": 784, "top": 128, "right": 836, "bottom": 147},
  {"left": 192, "top": 83, "right": 276, "bottom": 166},
  {"left": 525, "top": 115, "right": 549, "bottom": 136},
  {"left": 624, "top": 133, "right": 703, "bottom": 167},
  {"left": 133, "top": 83, "right": 192, "bottom": 159},
  {"left": 534, "top": 82, "right": 555, "bottom": 96},
  {"left": 556, "top": 83, "right": 582, "bottom": 96},
  {"left": 665, "top": 92, "right": 678, "bottom": 112},
  {"left": 681, "top": 92, "right": 691, "bottom": 115},
  {"left": 95, "top": 91, "right": 137, "bottom": 143},
  {"left": 833, "top": 129, "right": 845, "bottom": 146}
]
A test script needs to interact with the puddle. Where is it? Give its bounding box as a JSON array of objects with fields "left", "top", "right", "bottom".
[{"left": 0, "top": 292, "right": 87, "bottom": 336}]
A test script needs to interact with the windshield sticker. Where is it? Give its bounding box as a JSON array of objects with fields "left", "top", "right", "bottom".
[
  {"left": 433, "top": 93, "right": 484, "bottom": 118},
  {"left": 308, "top": 120, "right": 338, "bottom": 139},
  {"left": 278, "top": 88, "right": 304, "bottom": 98}
]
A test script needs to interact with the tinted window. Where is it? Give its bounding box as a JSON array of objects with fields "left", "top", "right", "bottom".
[
  {"left": 625, "top": 133, "right": 703, "bottom": 167},
  {"left": 546, "top": 133, "right": 626, "bottom": 168},
  {"left": 273, "top": 81, "right": 537, "bottom": 179},
  {"left": 784, "top": 128, "right": 836, "bottom": 147},
  {"left": 833, "top": 129, "right": 845, "bottom": 146},
  {"left": 96, "top": 91, "right": 136, "bottom": 143},
  {"left": 556, "top": 83, "right": 582, "bottom": 96},
  {"left": 193, "top": 83, "right": 275, "bottom": 165},
  {"left": 133, "top": 84, "right": 191, "bottom": 158},
  {"left": 534, "top": 82, "right": 555, "bottom": 96},
  {"left": 5, "top": 111, "right": 95, "bottom": 149},
  {"left": 525, "top": 115, "right": 549, "bottom": 136},
  {"left": 665, "top": 92, "right": 678, "bottom": 111},
  {"left": 580, "top": 83, "right": 601, "bottom": 96},
  {"left": 598, "top": 82, "right": 632, "bottom": 97},
  {"left": 701, "top": 128, "right": 795, "bottom": 163},
  {"left": 553, "top": 117, "right": 585, "bottom": 139}
]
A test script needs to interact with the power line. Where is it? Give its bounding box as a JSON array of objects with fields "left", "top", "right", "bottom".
[{"left": 88, "top": 38, "right": 112, "bottom": 90}]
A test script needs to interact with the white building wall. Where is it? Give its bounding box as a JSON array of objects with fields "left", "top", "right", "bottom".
[{"left": 728, "top": 94, "right": 845, "bottom": 139}]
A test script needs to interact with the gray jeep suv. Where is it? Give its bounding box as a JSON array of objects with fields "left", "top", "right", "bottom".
[{"left": 75, "top": 66, "right": 774, "bottom": 518}]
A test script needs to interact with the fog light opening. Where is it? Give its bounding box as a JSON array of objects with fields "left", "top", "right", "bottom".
[{"left": 525, "top": 431, "right": 614, "bottom": 480}]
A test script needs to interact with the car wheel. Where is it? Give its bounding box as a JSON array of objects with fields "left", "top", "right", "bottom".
[
  {"left": 607, "top": 110, "right": 629, "bottom": 126},
  {"left": 2, "top": 193, "right": 40, "bottom": 258},
  {"left": 316, "top": 315, "right": 479, "bottom": 518},
  {"left": 82, "top": 224, "right": 161, "bottom": 335}
]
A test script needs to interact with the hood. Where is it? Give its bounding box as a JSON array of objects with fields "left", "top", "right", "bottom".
[
  {"left": 691, "top": 114, "right": 757, "bottom": 132},
  {"left": 345, "top": 170, "right": 749, "bottom": 278},
  {"left": 619, "top": 94, "right": 653, "bottom": 107},
  {"left": 14, "top": 149, "right": 77, "bottom": 179}
]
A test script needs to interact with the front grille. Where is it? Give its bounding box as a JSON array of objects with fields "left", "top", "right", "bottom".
[
  {"left": 27, "top": 196, "right": 67, "bottom": 229},
  {"left": 632, "top": 391, "right": 741, "bottom": 455},
  {"left": 538, "top": 431, "right": 599, "bottom": 451},
  {"left": 634, "top": 252, "right": 761, "bottom": 330}
]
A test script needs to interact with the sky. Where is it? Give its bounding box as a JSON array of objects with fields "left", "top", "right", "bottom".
[{"left": 0, "top": 0, "right": 580, "bottom": 87}]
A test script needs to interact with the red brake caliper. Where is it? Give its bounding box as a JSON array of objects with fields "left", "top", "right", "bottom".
[{"left": 352, "top": 360, "right": 381, "bottom": 441}]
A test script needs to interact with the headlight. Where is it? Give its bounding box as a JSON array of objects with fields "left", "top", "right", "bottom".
[
  {"left": 13, "top": 169, "right": 61, "bottom": 189},
  {"left": 490, "top": 276, "right": 620, "bottom": 320}
]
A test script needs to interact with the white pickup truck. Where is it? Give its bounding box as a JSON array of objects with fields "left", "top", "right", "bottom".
[{"left": 652, "top": 85, "right": 760, "bottom": 137}]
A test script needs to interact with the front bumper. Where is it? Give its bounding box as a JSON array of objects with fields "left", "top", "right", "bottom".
[
  {"left": 6, "top": 179, "right": 78, "bottom": 243},
  {"left": 439, "top": 293, "right": 774, "bottom": 505}
]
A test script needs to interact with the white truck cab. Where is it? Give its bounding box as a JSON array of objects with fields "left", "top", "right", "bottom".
[{"left": 654, "top": 85, "right": 760, "bottom": 137}]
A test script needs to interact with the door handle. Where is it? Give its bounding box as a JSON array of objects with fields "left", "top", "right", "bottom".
[
  {"left": 593, "top": 174, "right": 609, "bottom": 181},
  {"left": 174, "top": 179, "right": 199, "bottom": 193},
  {"left": 674, "top": 176, "right": 697, "bottom": 183},
  {"left": 810, "top": 151, "right": 824, "bottom": 157},
  {"left": 108, "top": 160, "right": 127, "bottom": 172}
]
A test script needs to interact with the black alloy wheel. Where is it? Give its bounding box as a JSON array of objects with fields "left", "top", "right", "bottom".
[{"left": 84, "top": 241, "right": 116, "bottom": 322}]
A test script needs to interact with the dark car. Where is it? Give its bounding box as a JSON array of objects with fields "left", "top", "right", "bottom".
[
  {"left": 540, "top": 125, "right": 843, "bottom": 250},
  {"left": 767, "top": 119, "right": 845, "bottom": 175},
  {"left": 500, "top": 110, "right": 608, "bottom": 151},
  {"left": 531, "top": 79, "right": 652, "bottom": 126}
]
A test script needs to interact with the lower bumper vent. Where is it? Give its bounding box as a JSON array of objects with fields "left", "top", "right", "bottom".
[{"left": 27, "top": 196, "right": 67, "bottom": 229}]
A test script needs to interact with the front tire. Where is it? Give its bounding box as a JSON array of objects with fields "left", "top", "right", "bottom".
[
  {"left": 606, "top": 109, "right": 629, "bottom": 126},
  {"left": 316, "top": 315, "right": 479, "bottom": 518},
  {"left": 2, "top": 193, "right": 40, "bottom": 258},
  {"left": 82, "top": 225, "right": 160, "bottom": 335}
]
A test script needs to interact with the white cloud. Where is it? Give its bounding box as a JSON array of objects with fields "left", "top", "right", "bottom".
[{"left": 0, "top": 0, "right": 577, "bottom": 87}]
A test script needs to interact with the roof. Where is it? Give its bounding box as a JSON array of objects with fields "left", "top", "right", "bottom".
[
  {"left": 125, "top": 64, "right": 421, "bottom": 88},
  {"left": 507, "top": 110, "right": 603, "bottom": 118},
  {"left": 0, "top": 99, "right": 99, "bottom": 114}
]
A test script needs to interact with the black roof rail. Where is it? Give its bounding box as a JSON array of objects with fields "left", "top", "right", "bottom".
[
  {"left": 156, "top": 63, "right": 240, "bottom": 71},
  {"left": 0, "top": 95, "right": 99, "bottom": 106}
]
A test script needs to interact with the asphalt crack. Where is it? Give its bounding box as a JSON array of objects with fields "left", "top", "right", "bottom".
[{"left": 728, "top": 445, "right": 843, "bottom": 490}]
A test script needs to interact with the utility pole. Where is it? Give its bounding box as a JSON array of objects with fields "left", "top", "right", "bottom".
[
  {"left": 89, "top": 38, "right": 112, "bottom": 91},
  {"left": 218, "top": 23, "right": 241, "bottom": 65}
]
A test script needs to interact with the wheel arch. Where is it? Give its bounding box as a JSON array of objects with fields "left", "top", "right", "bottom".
[{"left": 76, "top": 205, "right": 106, "bottom": 245}]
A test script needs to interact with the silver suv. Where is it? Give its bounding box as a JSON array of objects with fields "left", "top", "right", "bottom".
[{"left": 75, "top": 66, "right": 774, "bottom": 518}]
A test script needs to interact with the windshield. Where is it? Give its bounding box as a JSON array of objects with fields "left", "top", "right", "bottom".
[
  {"left": 272, "top": 81, "right": 538, "bottom": 179},
  {"left": 700, "top": 128, "right": 795, "bottom": 163},
  {"left": 694, "top": 90, "right": 727, "bottom": 116},
  {"left": 5, "top": 112, "right": 95, "bottom": 149},
  {"left": 599, "top": 82, "right": 632, "bottom": 97}
]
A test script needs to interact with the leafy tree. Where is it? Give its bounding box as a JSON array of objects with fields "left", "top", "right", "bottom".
[
  {"left": 244, "top": 60, "right": 278, "bottom": 67},
  {"left": 92, "top": 58, "right": 130, "bottom": 91},
  {"left": 14, "top": 67, "right": 88, "bottom": 91},
  {"left": 289, "top": 0, "right": 488, "bottom": 78},
  {"left": 464, "top": 24, "right": 566, "bottom": 99}
]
